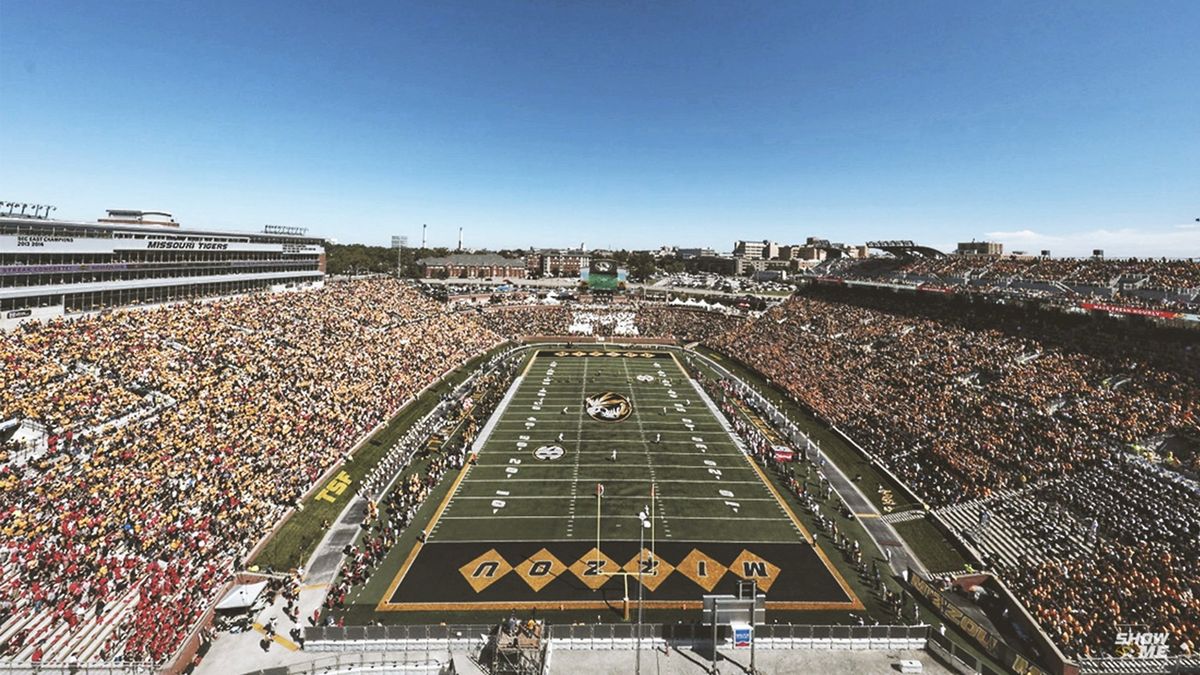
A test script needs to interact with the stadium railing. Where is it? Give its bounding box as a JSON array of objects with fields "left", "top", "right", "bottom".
[
  {"left": 239, "top": 652, "right": 452, "bottom": 675},
  {"left": 1076, "top": 655, "right": 1200, "bottom": 675},
  {"left": 302, "top": 622, "right": 930, "bottom": 652},
  {"left": 0, "top": 664, "right": 155, "bottom": 675},
  {"left": 927, "top": 628, "right": 1008, "bottom": 675}
]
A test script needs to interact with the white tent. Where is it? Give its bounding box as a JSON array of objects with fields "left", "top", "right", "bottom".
[{"left": 215, "top": 580, "right": 269, "bottom": 612}]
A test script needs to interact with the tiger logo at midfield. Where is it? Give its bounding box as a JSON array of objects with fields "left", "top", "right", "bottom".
[{"left": 585, "top": 392, "right": 633, "bottom": 423}]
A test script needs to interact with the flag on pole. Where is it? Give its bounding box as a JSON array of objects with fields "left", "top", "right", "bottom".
[{"left": 596, "top": 483, "right": 604, "bottom": 498}]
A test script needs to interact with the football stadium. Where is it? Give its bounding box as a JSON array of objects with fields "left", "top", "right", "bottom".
[{"left": 2, "top": 3, "right": 1199, "bottom": 674}]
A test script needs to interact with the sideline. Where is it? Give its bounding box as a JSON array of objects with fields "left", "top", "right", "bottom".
[{"left": 685, "top": 347, "right": 930, "bottom": 579}]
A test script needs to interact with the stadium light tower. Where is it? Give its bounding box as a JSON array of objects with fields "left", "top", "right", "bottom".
[
  {"left": 392, "top": 235, "right": 407, "bottom": 277},
  {"left": 636, "top": 508, "right": 651, "bottom": 675}
]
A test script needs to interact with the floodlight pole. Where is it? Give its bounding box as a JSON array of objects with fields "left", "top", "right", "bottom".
[
  {"left": 750, "top": 580, "right": 758, "bottom": 675},
  {"left": 650, "top": 483, "right": 656, "bottom": 564},
  {"left": 636, "top": 518, "right": 645, "bottom": 675},
  {"left": 711, "top": 597, "right": 719, "bottom": 674},
  {"left": 596, "top": 491, "right": 601, "bottom": 572}
]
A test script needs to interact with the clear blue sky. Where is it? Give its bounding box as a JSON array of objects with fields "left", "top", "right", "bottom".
[{"left": 2, "top": 1, "right": 1197, "bottom": 256}]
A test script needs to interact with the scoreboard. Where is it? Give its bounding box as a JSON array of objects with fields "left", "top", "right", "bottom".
[{"left": 582, "top": 258, "right": 624, "bottom": 292}]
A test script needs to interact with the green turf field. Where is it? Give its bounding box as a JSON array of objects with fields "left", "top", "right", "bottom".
[{"left": 378, "top": 348, "right": 860, "bottom": 613}]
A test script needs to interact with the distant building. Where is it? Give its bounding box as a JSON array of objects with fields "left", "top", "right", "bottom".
[
  {"left": 733, "top": 240, "right": 779, "bottom": 260},
  {"left": 418, "top": 254, "right": 527, "bottom": 279},
  {"left": 956, "top": 241, "right": 1003, "bottom": 256},
  {"left": 687, "top": 255, "right": 738, "bottom": 276},
  {"left": 676, "top": 247, "right": 717, "bottom": 260},
  {"left": 736, "top": 258, "right": 769, "bottom": 275},
  {"left": 779, "top": 245, "right": 826, "bottom": 262},
  {"left": 524, "top": 249, "right": 590, "bottom": 278}
]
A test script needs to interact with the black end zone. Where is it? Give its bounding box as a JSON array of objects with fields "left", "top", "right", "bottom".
[{"left": 383, "top": 541, "right": 856, "bottom": 610}]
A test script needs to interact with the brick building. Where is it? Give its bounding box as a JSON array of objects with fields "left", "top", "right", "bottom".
[{"left": 418, "top": 254, "right": 527, "bottom": 279}]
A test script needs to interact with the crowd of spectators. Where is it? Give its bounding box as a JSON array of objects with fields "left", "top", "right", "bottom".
[
  {"left": 708, "top": 285, "right": 1199, "bottom": 656},
  {"left": 474, "top": 303, "right": 749, "bottom": 343},
  {"left": 840, "top": 255, "right": 1200, "bottom": 291},
  {"left": 322, "top": 350, "right": 522, "bottom": 622},
  {"left": 0, "top": 278, "right": 500, "bottom": 662},
  {"left": 820, "top": 255, "right": 1200, "bottom": 310},
  {"left": 1007, "top": 456, "right": 1200, "bottom": 657}
]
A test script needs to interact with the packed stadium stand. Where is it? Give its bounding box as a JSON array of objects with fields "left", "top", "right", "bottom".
[
  {"left": 708, "top": 285, "right": 1199, "bottom": 658},
  {"left": 807, "top": 253, "right": 1200, "bottom": 313},
  {"left": 2, "top": 263, "right": 1198, "bottom": 668},
  {"left": 0, "top": 278, "right": 499, "bottom": 664}
]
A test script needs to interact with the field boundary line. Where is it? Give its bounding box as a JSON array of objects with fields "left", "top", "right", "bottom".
[
  {"left": 376, "top": 370, "right": 528, "bottom": 611},
  {"left": 683, "top": 348, "right": 866, "bottom": 612}
]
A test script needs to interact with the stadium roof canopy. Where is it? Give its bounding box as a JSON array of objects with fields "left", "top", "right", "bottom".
[
  {"left": 806, "top": 238, "right": 854, "bottom": 258},
  {"left": 865, "top": 240, "right": 946, "bottom": 259}
]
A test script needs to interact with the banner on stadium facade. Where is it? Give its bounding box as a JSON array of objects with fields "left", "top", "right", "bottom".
[
  {"left": 1079, "top": 302, "right": 1182, "bottom": 321},
  {"left": 918, "top": 283, "right": 958, "bottom": 294},
  {"left": 1, "top": 234, "right": 323, "bottom": 256},
  {"left": 907, "top": 570, "right": 1056, "bottom": 675},
  {"left": 844, "top": 279, "right": 917, "bottom": 291}
]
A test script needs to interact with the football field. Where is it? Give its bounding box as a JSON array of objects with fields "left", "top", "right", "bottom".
[{"left": 379, "top": 348, "right": 861, "bottom": 612}]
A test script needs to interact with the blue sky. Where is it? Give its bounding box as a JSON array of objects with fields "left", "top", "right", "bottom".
[{"left": 1, "top": 1, "right": 1197, "bottom": 256}]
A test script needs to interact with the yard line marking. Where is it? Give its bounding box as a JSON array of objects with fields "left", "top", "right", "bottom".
[
  {"left": 622, "top": 356, "right": 671, "bottom": 538},
  {"left": 483, "top": 448, "right": 741, "bottom": 456},
  {"left": 566, "top": 355, "right": 589, "bottom": 539},
  {"left": 471, "top": 462, "right": 755, "bottom": 471},
  {"left": 462, "top": 478, "right": 768, "bottom": 484},
  {"left": 424, "top": 537, "right": 799, "bottom": 544},
  {"left": 438, "top": 515, "right": 792, "bottom": 522},
  {"left": 449, "top": 495, "right": 778, "bottom": 502}
]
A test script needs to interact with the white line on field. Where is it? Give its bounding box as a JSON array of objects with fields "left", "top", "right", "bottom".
[
  {"left": 438, "top": 514, "right": 790, "bottom": 522},
  {"left": 449, "top": 495, "right": 777, "bottom": 502}
]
